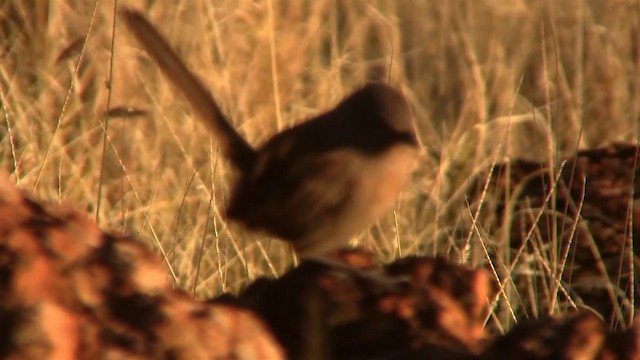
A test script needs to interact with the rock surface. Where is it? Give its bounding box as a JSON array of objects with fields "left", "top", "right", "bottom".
[
  {"left": 469, "top": 143, "right": 640, "bottom": 324},
  {"left": 0, "top": 175, "right": 284, "bottom": 360}
]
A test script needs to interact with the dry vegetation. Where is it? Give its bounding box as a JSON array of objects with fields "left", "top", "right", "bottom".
[{"left": 1, "top": 0, "right": 639, "bottom": 333}]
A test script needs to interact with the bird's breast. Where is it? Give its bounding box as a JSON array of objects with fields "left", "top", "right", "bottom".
[{"left": 353, "top": 143, "right": 417, "bottom": 219}]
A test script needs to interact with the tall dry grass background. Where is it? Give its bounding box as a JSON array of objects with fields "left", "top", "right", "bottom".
[{"left": 1, "top": 0, "right": 639, "bottom": 331}]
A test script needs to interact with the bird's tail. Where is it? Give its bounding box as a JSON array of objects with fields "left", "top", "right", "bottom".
[{"left": 120, "top": 7, "right": 256, "bottom": 172}]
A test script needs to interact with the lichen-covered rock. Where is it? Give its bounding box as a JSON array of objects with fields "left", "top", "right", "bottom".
[
  {"left": 219, "top": 248, "right": 640, "bottom": 360},
  {"left": 0, "top": 175, "right": 284, "bottom": 360},
  {"left": 217, "top": 249, "right": 490, "bottom": 359},
  {"left": 468, "top": 143, "right": 640, "bottom": 324}
]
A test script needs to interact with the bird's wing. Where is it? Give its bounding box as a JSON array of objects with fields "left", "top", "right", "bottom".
[
  {"left": 228, "top": 148, "right": 362, "bottom": 239},
  {"left": 283, "top": 150, "right": 360, "bottom": 218}
]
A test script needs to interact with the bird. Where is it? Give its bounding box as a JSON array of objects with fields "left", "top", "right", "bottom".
[{"left": 120, "top": 8, "right": 419, "bottom": 258}]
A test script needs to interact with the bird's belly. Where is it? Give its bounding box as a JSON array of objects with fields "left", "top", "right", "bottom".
[
  {"left": 350, "top": 144, "right": 417, "bottom": 226},
  {"left": 294, "top": 144, "right": 417, "bottom": 256}
]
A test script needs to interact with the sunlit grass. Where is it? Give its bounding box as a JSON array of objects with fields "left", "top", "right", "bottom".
[{"left": 1, "top": 0, "right": 638, "bottom": 330}]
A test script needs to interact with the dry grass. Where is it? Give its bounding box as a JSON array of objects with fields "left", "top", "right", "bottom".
[{"left": 1, "top": 0, "right": 639, "bottom": 330}]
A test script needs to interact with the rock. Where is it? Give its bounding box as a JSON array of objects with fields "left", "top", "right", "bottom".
[{"left": 0, "top": 174, "right": 284, "bottom": 360}]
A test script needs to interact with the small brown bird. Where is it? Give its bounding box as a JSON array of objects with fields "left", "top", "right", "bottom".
[{"left": 120, "top": 8, "right": 418, "bottom": 257}]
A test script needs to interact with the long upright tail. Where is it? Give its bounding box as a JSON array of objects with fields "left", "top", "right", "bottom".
[{"left": 120, "top": 8, "right": 256, "bottom": 172}]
